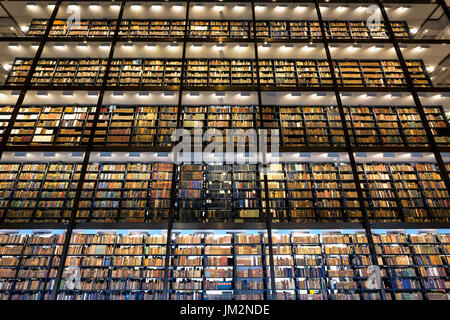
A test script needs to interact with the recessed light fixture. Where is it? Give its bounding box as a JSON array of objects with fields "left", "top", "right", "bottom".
[
  {"left": 214, "top": 5, "right": 224, "bottom": 12},
  {"left": 77, "top": 43, "right": 88, "bottom": 48},
  {"left": 193, "top": 4, "right": 204, "bottom": 10},
  {"left": 240, "top": 92, "right": 251, "bottom": 97},
  {"left": 3, "top": 64, "right": 12, "bottom": 71},
  {"left": 189, "top": 92, "right": 200, "bottom": 97},
  {"left": 290, "top": 92, "right": 302, "bottom": 97},
  {"left": 152, "top": 4, "right": 162, "bottom": 10},
  {"left": 215, "top": 92, "right": 225, "bottom": 97},
  {"left": 146, "top": 43, "right": 156, "bottom": 48},
  {"left": 54, "top": 43, "right": 65, "bottom": 48},
  {"left": 131, "top": 3, "right": 142, "bottom": 10},
  {"left": 163, "top": 92, "right": 174, "bottom": 97},
  {"left": 138, "top": 91, "right": 149, "bottom": 96},
  {"left": 8, "top": 43, "right": 19, "bottom": 49},
  {"left": 20, "top": 25, "right": 30, "bottom": 33},
  {"left": 68, "top": 4, "right": 79, "bottom": 10},
  {"left": 89, "top": 3, "right": 100, "bottom": 10},
  {"left": 410, "top": 28, "right": 418, "bottom": 34},
  {"left": 192, "top": 43, "right": 203, "bottom": 48},
  {"left": 26, "top": 3, "right": 37, "bottom": 9},
  {"left": 113, "top": 91, "right": 123, "bottom": 96}
]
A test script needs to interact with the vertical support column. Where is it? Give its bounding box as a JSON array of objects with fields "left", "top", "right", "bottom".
[
  {"left": 314, "top": 1, "right": 386, "bottom": 300},
  {"left": 162, "top": 0, "right": 190, "bottom": 300},
  {"left": 50, "top": 1, "right": 126, "bottom": 300},
  {"left": 250, "top": 0, "right": 277, "bottom": 301},
  {"left": 376, "top": 0, "right": 450, "bottom": 196},
  {"left": 0, "top": 1, "right": 62, "bottom": 159}
]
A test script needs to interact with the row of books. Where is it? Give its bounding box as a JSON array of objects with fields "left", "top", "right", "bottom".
[
  {"left": 2, "top": 104, "right": 447, "bottom": 148},
  {"left": 27, "top": 19, "right": 411, "bottom": 40},
  {"left": 0, "top": 161, "right": 448, "bottom": 223},
  {"left": 4, "top": 230, "right": 447, "bottom": 300},
  {"left": 5, "top": 58, "right": 431, "bottom": 88}
]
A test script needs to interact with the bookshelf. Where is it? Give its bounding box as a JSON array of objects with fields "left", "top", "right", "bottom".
[
  {"left": 358, "top": 163, "right": 450, "bottom": 223},
  {"left": 5, "top": 58, "right": 431, "bottom": 88},
  {"left": 175, "top": 164, "right": 263, "bottom": 222},
  {"left": 0, "top": 163, "right": 81, "bottom": 223},
  {"left": 169, "top": 231, "right": 268, "bottom": 300},
  {"left": 372, "top": 230, "right": 450, "bottom": 300},
  {"left": 0, "top": 231, "right": 65, "bottom": 300},
  {"left": 267, "top": 230, "right": 381, "bottom": 300},
  {"left": 77, "top": 162, "right": 173, "bottom": 223},
  {"left": 94, "top": 105, "right": 178, "bottom": 146},
  {"left": 58, "top": 230, "right": 167, "bottom": 300},
  {"left": 7, "top": 105, "right": 96, "bottom": 146},
  {"left": 424, "top": 106, "right": 450, "bottom": 147},
  {"left": 26, "top": 19, "right": 411, "bottom": 41}
]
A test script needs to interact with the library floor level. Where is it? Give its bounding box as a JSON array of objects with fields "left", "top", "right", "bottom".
[{"left": 0, "top": 0, "right": 449, "bottom": 301}]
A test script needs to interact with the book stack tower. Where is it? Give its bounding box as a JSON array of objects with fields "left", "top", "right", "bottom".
[{"left": 0, "top": 1, "right": 448, "bottom": 300}]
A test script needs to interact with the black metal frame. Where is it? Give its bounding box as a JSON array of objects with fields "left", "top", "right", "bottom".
[{"left": 0, "top": 0, "right": 448, "bottom": 301}]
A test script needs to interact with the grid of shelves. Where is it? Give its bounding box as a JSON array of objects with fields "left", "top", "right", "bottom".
[
  {"left": 94, "top": 105, "right": 178, "bottom": 146},
  {"left": 26, "top": 19, "right": 410, "bottom": 40},
  {"left": 357, "top": 163, "right": 450, "bottom": 223},
  {"left": 169, "top": 231, "right": 269, "bottom": 300},
  {"left": 5, "top": 58, "right": 432, "bottom": 88},
  {"left": 57, "top": 230, "right": 167, "bottom": 300},
  {"left": 7, "top": 105, "right": 96, "bottom": 146},
  {"left": 267, "top": 231, "right": 380, "bottom": 300},
  {"left": 175, "top": 164, "right": 263, "bottom": 222},
  {"left": 0, "top": 231, "right": 65, "bottom": 301},
  {"left": 0, "top": 163, "right": 81, "bottom": 223},
  {"left": 77, "top": 162, "right": 173, "bottom": 223},
  {"left": 373, "top": 230, "right": 450, "bottom": 300}
]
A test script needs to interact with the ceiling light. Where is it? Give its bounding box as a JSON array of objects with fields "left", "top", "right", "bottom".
[
  {"left": 20, "top": 26, "right": 29, "bottom": 33},
  {"left": 3, "top": 64, "right": 12, "bottom": 71},
  {"left": 89, "top": 3, "right": 100, "bottom": 10},
  {"left": 214, "top": 5, "right": 224, "bottom": 12},
  {"left": 27, "top": 3, "right": 37, "bottom": 9},
  {"left": 8, "top": 43, "right": 19, "bottom": 49},
  {"left": 131, "top": 3, "right": 142, "bottom": 10},
  {"left": 410, "top": 28, "right": 418, "bottom": 34},
  {"left": 152, "top": 4, "right": 162, "bottom": 10}
]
